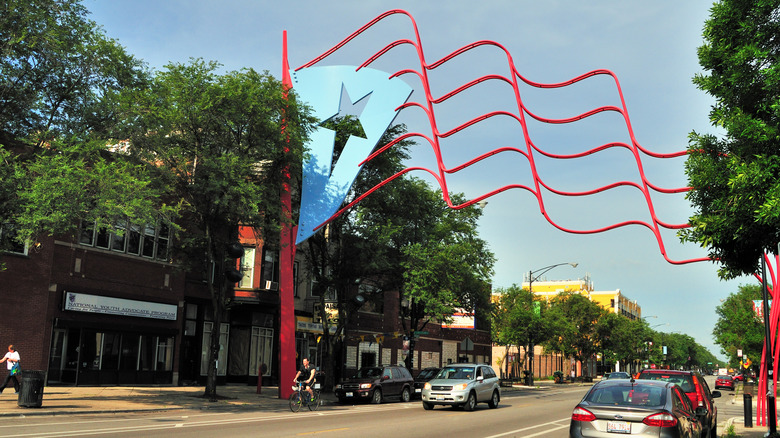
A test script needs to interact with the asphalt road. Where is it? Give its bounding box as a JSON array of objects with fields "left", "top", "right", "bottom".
[{"left": 0, "top": 385, "right": 591, "bottom": 438}]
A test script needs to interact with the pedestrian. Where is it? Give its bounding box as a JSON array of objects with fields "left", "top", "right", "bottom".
[{"left": 0, "top": 345, "right": 20, "bottom": 394}]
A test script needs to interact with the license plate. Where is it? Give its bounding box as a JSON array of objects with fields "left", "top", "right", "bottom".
[
  {"left": 607, "top": 421, "right": 630, "bottom": 434},
  {"left": 437, "top": 396, "right": 445, "bottom": 400},
  {"left": 415, "top": 389, "right": 421, "bottom": 393},
  {"left": 345, "top": 392, "right": 353, "bottom": 397}
]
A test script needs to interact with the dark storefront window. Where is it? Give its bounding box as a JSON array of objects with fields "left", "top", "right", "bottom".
[{"left": 49, "top": 329, "right": 174, "bottom": 385}]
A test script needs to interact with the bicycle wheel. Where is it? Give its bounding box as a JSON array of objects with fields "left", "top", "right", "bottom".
[
  {"left": 289, "top": 392, "right": 302, "bottom": 412},
  {"left": 308, "top": 391, "right": 321, "bottom": 411}
]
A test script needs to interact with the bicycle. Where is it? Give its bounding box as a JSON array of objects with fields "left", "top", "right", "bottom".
[{"left": 289, "top": 381, "right": 321, "bottom": 412}]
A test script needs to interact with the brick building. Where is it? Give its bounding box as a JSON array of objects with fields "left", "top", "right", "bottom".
[{"left": 1, "top": 224, "right": 491, "bottom": 386}]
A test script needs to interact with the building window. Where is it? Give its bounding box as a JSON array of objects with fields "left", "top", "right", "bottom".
[
  {"left": 201, "top": 322, "right": 229, "bottom": 376},
  {"left": 79, "top": 220, "right": 171, "bottom": 261},
  {"left": 238, "top": 247, "right": 255, "bottom": 289},
  {"left": 249, "top": 327, "right": 274, "bottom": 377},
  {"left": 261, "top": 249, "right": 278, "bottom": 284}
]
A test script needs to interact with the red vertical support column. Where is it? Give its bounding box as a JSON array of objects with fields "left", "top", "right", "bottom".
[{"left": 278, "top": 30, "right": 297, "bottom": 400}]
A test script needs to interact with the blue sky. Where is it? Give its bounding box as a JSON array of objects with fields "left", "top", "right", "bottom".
[{"left": 85, "top": 0, "right": 749, "bottom": 361}]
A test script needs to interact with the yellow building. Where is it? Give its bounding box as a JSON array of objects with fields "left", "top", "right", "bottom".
[
  {"left": 522, "top": 274, "right": 642, "bottom": 319},
  {"left": 491, "top": 275, "right": 642, "bottom": 379}
]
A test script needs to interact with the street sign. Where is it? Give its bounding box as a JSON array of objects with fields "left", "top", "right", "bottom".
[{"left": 413, "top": 331, "right": 429, "bottom": 336}]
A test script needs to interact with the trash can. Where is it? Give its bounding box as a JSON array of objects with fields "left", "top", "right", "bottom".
[
  {"left": 523, "top": 370, "right": 531, "bottom": 386},
  {"left": 17, "top": 370, "right": 45, "bottom": 408}
]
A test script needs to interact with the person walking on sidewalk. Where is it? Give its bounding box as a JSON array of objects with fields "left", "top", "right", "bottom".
[{"left": 0, "top": 345, "right": 20, "bottom": 394}]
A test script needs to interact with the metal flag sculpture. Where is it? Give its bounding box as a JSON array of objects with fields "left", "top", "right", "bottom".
[
  {"left": 293, "top": 66, "right": 412, "bottom": 244},
  {"left": 290, "top": 9, "right": 704, "bottom": 264}
]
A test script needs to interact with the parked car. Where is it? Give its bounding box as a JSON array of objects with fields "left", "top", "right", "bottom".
[
  {"left": 420, "top": 363, "right": 500, "bottom": 411},
  {"left": 637, "top": 369, "right": 720, "bottom": 438},
  {"left": 334, "top": 365, "right": 414, "bottom": 404},
  {"left": 606, "top": 372, "right": 631, "bottom": 380},
  {"left": 715, "top": 375, "right": 735, "bottom": 390},
  {"left": 570, "top": 379, "right": 704, "bottom": 437},
  {"left": 732, "top": 373, "right": 744, "bottom": 381},
  {"left": 413, "top": 367, "right": 440, "bottom": 398}
]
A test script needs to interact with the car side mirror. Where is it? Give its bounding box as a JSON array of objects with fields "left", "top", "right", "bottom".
[
  {"left": 711, "top": 390, "right": 721, "bottom": 398},
  {"left": 477, "top": 375, "right": 484, "bottom": 382},
  {"left": 382, "top": 375, "right": 389, "bottom": 381},
  {"left": 695, "top": 406, "right": 707, "bottom": 417}
]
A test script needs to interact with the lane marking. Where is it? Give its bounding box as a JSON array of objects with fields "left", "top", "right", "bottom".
[
  {"left": 483, "top": 418, "right": 570, "bottom": 438},
  {"left": 297, "top": 427, "right": 349, "bottom": 435}
]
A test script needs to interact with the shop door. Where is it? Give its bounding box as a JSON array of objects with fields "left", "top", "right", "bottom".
[{"left": 228, "top": 327, "right": 249, "bottom": 381}]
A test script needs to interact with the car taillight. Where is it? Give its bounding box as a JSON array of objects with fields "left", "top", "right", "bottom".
[
  {"left": 643, "top": 412, "right": 678, "bottom": 428},
  {"left": 692, "top": 376, "right": 705, "bottom": 407},
  {"left": 571, "top": 407, "right": 596, "bottom": 422}
]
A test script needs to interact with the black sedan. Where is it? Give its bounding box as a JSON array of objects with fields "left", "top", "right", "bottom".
[{"left": 570, "top": 379, "right": 704, "bottom": 437}]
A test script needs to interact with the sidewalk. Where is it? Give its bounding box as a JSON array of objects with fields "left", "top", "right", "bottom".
[
  {"left": 718, "top": 386, "right": 766, "bottom": 438},
  {"left": 0, "top": 380, "right": 560, "bottom": 417}
]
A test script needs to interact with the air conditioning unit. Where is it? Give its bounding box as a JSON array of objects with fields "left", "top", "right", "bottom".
[{"left": 264, "top": 281, "right": 279, "bottom": 291}]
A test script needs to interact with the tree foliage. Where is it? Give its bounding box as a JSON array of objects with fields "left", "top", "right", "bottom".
[
  {"left": 492, "top": 285, "right": 554, "bottom": 377},
  {"left": 0, "top": 0, "right": 147, "bottom": 147},
  {"left": 112, "top": 59, "right": 316, "bottom": 399},
  {"left": 544, "top": 292, "right": 605, "bottom": 376},
  {"left": 1, "top": 0, "right": 161, "bottom": 257},
  {"left": 596, "top": 313, "right": 652, "bottom": 369},
  {"left": 682, "top": 0, "right": 780, "bottom": 279},
  {"left": 713, "top": 284, "right": 764, "bottom": 369}
]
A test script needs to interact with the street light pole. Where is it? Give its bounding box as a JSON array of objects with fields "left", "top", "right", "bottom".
[{"left": 526, "top": 262, "right": 578, "bottom": 386}]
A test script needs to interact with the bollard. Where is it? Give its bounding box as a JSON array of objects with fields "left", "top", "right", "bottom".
[
  {"left": 256, "top": 367, "right": 262, "bottom": 394},
  {"left": 744, "top": 393, "right": 753, "bottom": 428}
]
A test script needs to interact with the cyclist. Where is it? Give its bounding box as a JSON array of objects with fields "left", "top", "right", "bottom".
[{"left": 293, "top": 357, "right": 316, "bottom": 401}]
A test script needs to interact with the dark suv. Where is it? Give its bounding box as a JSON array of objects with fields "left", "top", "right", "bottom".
[
  {"left": 637, "top": 369, "right": 721, "bottom": 438},
  {"left": 334, "top": 365, "right": 414, "bottom": 404}
]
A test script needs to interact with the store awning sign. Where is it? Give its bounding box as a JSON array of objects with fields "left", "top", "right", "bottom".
[{"left": 64, "top": 292, "right": 177, "bottom": 321}]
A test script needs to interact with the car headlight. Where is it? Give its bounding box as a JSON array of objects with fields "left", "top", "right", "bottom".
[
  {"left": 360, "top": 383, "right": 372, "bottom": 389},
  {"left": 452, "top": 383, "right": 468, "bottom": 391},
  {"left": 424, "top": 382, "right": 431, "bottom": 390},
  {"left": 335, "top": 384, "right": 342, "bottom": 389}
]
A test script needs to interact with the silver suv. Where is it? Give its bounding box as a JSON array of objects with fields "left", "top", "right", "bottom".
[{"left": 421, "top": 363, "right": 500, "bottom": 411}]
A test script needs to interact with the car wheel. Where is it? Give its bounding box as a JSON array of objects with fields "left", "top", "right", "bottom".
[
  {"left": 401, "top": 387, "right": 411, "bottom": 403},
  {"left": 488, "top": 390, "right": 499, "bottom": 409},
  {"left": 463, "top": 392, "right": 476, "bottom": 411},
  {"left": 422, "top": 401, "right": 434, "bottom": 410},
  {"left": 371, "top": 388, "right": 383, "bottom": 404}
]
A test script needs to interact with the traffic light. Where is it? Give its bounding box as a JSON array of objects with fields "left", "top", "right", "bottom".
[{"left": 224, "top": 242, "right": 244, "bottom": 284}]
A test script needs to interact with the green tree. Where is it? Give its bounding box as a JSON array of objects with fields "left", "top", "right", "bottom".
[
  {"left": 596, "top": 313, "right": 652, "bottom": 372},
  {"left": 492, "top": 285, "right": 554, "bottom": 379},
  {"left": 112, "top": 59, "right": 315, "bottom": 400},
  {"left": 300, "top": 118, "right": 417, "bottom": 390},
  {"left": 1, "top": 0, "right": 154, "bottom": 253},
  {"left": 544, "top": 292, "right": 605, "bottom": 377},
  {"left": 713, "top": 284, "right": 764, "bottom": 369},
  {"left": 681, "top": 0, "right": 780, "bottom": 279},
  {"left": 399, "top": 189, "right": 494, "bottom": 369}
]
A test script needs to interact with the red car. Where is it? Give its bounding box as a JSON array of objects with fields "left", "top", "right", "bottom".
[
  {"left": 637, "top": 369, "right": 721, "bottom": 438},
  {"left": 715, "top": 375, "right": 735, "bottom": 390}
]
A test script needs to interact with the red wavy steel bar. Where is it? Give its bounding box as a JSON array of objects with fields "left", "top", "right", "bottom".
[{"left": 296, "top": 9, "right": 708, "bottom": 265}]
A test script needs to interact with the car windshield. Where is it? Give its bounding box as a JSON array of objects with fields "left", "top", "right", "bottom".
[
  {"left": 436, "top": 367, "right": 475, "bottom": 380},
  {"left": 353, "top": 367, "right": 382, "bottom": 378},
  {"left": 719, "top": 376, "right": 733, "bottom": 381},
  {"left": 640, "top": 373, "right": 695, "bottom": 393},
  {"left": 608, "top": 372, "right": 630, "bottom": 379},
  {"left": 417, "top": 369, "right": 439, "bottom": 380},
  {"left": 586, "top": 384, "right": 666, "bottom": 407}
]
